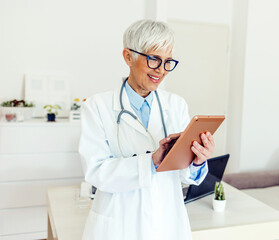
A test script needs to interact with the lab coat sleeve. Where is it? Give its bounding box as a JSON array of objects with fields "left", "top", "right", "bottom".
[
  {"left": 177, "top": 97, "right": 208, "bottom": 185},
  {"left": 180, "top": 161, "right": 208, "bottom": 185},
  {"left": 79, "top": 97, "right": 152, "bottom": 193}
]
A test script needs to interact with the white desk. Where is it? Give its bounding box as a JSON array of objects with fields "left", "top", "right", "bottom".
[
  {"left": 188, "top": 183, "right": 279, "bottom": 239},
  {"left": 47, "top": 183, "right": 279, "bottom": 240}
]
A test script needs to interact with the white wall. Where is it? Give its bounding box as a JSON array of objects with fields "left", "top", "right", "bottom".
[
  {"left": 1, "top": 0, "right": 278, "bottom": 173},
  {"left": 0, "top": 0, "right": 145, "bottom": 102},
  {"left": 0, "top": 0, "right": 232, "bottom": 104},
  {"left": 165, "top": 0, "right": 232, "bottom": 160},
  {"left": 240, "top": 0, "right": 279, "bottom": 171},
  {"left": 167, "top": 0, "right": 232, "bottom": 25},
  {"left": 167, "top": 20, "right": 229, "bottom": 158},
  {"left": 226, "top": 0, "right": 279, "bottom": 172},
  {"left": 225, "top": 0, "right": 249, "bottom": 172}
]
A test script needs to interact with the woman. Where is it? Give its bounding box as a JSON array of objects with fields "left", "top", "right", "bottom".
[{"left": 79, "top": 19, "right": 214, "bottom": 240}]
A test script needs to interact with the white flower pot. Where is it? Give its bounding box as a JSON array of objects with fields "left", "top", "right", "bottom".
[
  {"left": 212, "top": 198, "right": 226, "bottom": 212},
  {"left": 0, "top": 107, "right": 35, "bottom": 121},
  {"left": 69, "top": 110, "right": 81, "bottom": 122}
]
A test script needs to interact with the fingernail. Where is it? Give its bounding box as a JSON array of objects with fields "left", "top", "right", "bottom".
[{"left": 167, "top": 137, "right": 170, "bottom": 141}]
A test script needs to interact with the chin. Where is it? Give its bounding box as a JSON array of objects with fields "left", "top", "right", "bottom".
[{"left": 151, "top": 79, "right": 162, "bottom": 87}]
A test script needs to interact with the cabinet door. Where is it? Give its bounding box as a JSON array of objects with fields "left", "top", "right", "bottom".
[
  {"left": 0, "top": 124, "right": 80, "bottom": 154},
  {"left": 0, "top": 153, "right": 83, "bottom": 182}
]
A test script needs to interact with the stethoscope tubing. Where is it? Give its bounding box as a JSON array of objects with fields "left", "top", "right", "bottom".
[{"left": 116, "top": 78, "right": 167, "bottom": 157}]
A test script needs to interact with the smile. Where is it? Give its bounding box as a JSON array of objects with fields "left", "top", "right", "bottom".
[{"left": 148, "top": 74, "right": 160, "bottom": 83}]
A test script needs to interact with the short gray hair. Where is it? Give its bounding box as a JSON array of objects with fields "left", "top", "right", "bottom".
[{"left": 123, "top": 19, "right": 175, "bottom": 59}]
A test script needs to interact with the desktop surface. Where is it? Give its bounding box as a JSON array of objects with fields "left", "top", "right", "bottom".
[
  {"left": 47, "top": 183, "right": 279, "bottom": 240},
  {"left": 187, "top": 183, "right": 279, "bottom": 231}
]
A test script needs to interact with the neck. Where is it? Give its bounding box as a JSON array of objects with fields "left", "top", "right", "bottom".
[{"left": 127, "top": 76, "right": 150, "bottom": 98}]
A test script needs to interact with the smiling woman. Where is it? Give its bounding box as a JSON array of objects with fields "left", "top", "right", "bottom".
[
  {"left": 79, "top": 19, "right": 213, "bottom": 240},
  {"left": 123, "top": 46, "right": 174, "bottom": 96},
  {"left": 122, "top": 20, "right": 178, "bottom": 97}
]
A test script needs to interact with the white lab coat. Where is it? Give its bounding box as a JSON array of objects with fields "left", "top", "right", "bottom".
[{"left": 79, "top": 81, "right": 208, "bottom": 240}]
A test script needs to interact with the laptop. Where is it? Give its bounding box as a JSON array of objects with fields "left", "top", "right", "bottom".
[{"left": 183, "top": 154, "right": 229, "bottom": 204}]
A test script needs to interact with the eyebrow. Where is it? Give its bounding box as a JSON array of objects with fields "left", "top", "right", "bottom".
[{"left": 151, "top": 54, "right": 173, "bottom": 60}]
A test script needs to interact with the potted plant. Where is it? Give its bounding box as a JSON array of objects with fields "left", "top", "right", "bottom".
[
  {"left": 0, "top": 99, "right": 35, "bottom": 121},
  {"left": 69, "top": 98, "right": 86, "bottom": 122},
  {"left": 212, "top": 181, "right": 226, "bottom": 212},
  {"left": 43, "top": 104, "right": 61, "bottom": 122}
]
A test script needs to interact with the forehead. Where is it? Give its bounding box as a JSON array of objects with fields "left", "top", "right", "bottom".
[{"left": 146, "top": 47, "right": 173, "bottom": 58}]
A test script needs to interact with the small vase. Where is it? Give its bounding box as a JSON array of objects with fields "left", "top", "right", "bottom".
[
  {"left": 212, "top": 198, "right": 226, "bottom": 212},
  {"left": 5, "top": 113, "right": 16, "bottom": 122},
  {"left": 47, "top": 113, "right": 56, "bottom": 122}
]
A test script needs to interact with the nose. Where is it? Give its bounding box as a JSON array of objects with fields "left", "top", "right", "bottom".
[{"left": 154, "top": 63, "right": 165, "bottom": 75}]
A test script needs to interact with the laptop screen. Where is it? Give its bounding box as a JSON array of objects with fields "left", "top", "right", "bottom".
[{"left": 184, "top": 154, "right": 229, "bottom": 204}]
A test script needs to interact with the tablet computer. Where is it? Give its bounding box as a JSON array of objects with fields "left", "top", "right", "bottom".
[{"left": 156, "top": 115, "right": 225, "bottom": 172}]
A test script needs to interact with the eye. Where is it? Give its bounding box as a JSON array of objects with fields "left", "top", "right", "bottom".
[{"left": 149, "top": 56, "right": 160, "bottom": 62}]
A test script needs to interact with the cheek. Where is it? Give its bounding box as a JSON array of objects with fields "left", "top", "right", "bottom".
[{"left": 133, "top": 62, "right": 147, "bottom": 74}]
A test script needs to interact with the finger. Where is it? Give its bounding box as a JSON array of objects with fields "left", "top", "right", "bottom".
[
  {"left": 206, "top": 132, "right": 215, "bottom": 145},
  {"left": 206, "top": 134, "right": 215, "bottom": 154},
  {"left": 167, "top": 132, "right": 181, "bottom": 140},
  {"left": 201, "top": 133, "right": 209, "bottom": 148},
  {"left": 191, "top": 145, "right": 207, "bottom": 161},
  {"left": 193, "top": 141, "right": 210, "bottom": 158},
  {"left": 159, "top": 136, "right": 172, "bottom": 146}
]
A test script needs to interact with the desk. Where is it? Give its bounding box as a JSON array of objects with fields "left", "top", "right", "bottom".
[
  {"left": 47, "top": 183, "right": 279, "bottom": 240},
  {"left": 188, "top": 183, "right": 279, "bottom": 239}
]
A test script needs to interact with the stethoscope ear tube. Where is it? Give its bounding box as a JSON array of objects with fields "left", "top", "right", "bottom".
[{"left": 154, "top": 90, "right": 167, "bottom": 138}]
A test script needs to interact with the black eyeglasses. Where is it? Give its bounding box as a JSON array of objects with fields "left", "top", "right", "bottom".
[{"left": 129, "top": 49, "right": 179, "bottom": 72}]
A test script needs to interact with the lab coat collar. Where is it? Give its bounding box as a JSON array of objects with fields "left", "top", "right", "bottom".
[{"left": 113, "top": 79, "right": 169, "bottom": 139}]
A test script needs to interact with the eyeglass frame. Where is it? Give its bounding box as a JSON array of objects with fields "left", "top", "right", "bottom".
[{"left": 128, "top": 48, "right": 179, "bottom": 72}]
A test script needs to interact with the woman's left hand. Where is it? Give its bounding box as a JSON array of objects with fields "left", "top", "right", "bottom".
[{"left": 191, "top": 132, "right": 215, "bottom": 165}]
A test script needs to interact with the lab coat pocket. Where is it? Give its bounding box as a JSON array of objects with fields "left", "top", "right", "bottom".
[{"left": 82, "top": 210, "right": 112, "bottom": 240}]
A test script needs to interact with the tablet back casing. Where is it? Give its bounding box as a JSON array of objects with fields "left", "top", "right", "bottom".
[{"left": 156, "top": 115, "right": 225, "bottom": 172}]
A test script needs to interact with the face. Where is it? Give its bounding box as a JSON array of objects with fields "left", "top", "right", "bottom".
[{"left": 124, "top": 47, "right": 173, "bottom": 97}]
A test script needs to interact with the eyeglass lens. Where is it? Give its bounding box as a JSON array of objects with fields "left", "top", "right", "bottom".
[{"left": 147, "top": 56, "right": 177, "bottom": 71}]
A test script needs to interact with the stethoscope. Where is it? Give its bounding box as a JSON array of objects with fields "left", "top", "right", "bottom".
[{"left": 116, "top": 78, "right": 167, "bottom": 157}]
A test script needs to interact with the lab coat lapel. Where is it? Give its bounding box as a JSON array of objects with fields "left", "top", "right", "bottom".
[
  {"left": 113, "top": 84, "right": 149, "bottom": 137},
  {"left": 148, "top": 90, "right": 169, "bottom": 143}
]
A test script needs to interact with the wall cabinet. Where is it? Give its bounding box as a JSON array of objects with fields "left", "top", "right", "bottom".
[{"left": 0, "top": 120, "right": 84, "bottom": 239}]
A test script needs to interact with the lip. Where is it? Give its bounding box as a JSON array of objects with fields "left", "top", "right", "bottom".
[{"left": 148, "top": 74, "right": 161, "bottom": 83}]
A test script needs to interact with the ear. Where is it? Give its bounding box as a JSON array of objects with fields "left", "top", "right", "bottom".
[{"left": 123, "top": 48, "right": 134, "bottom": 67}]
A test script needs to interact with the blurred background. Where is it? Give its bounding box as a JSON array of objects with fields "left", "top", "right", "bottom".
[{"left": 0, "top": 0, "right": 279, "bottom": 239}]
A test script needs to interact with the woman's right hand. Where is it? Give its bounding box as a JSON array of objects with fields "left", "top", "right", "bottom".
[{"left": 152, "top": 133, "right": 182, "bottom": 167}]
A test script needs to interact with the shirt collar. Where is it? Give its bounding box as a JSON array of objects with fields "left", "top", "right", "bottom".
[{"left": 125, "top": 81, "right": 153, "bottom": 110}]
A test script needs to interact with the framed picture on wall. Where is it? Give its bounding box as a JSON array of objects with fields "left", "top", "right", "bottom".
[{"left": 25, "top": 74, "right": 71, "bottom": 118}]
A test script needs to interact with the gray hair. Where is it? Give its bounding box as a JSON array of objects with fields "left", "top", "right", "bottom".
[{"left": 123, "top": 19, "right": 175, "bottom": 59}]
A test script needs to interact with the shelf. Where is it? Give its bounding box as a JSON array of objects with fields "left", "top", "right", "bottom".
[{"left": 0, "top": 118, "right": 80, "bottom": 127}]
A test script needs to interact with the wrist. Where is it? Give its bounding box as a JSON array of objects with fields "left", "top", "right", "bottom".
[
  {"left": 152, "top": 153, "right": 158, "bottom": 166},
  {"left": 192, "top": 161, "right": 206, "bottom": 167}
]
